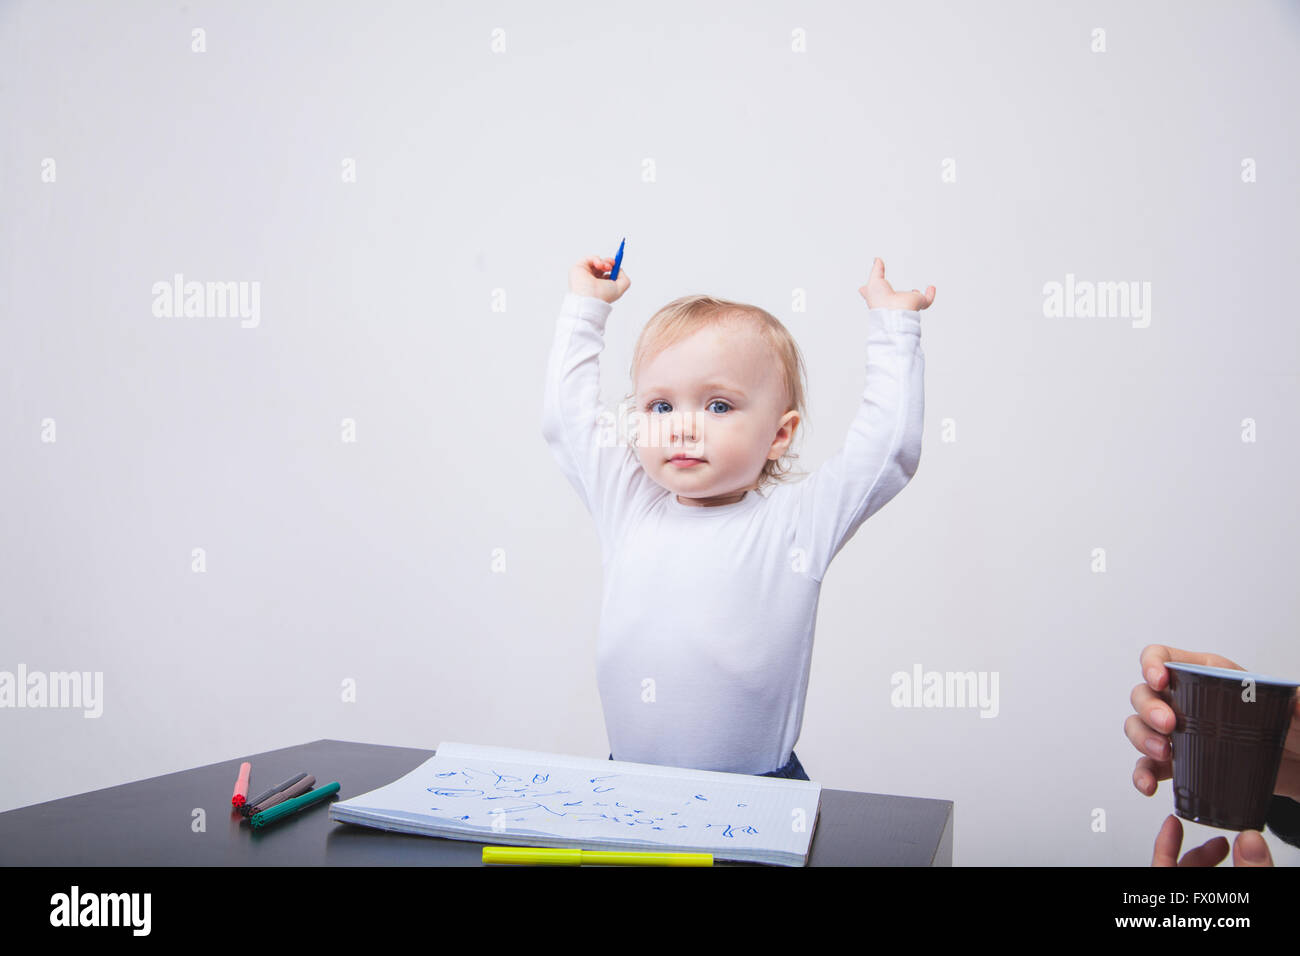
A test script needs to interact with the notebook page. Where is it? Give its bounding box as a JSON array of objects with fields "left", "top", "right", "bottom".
[{"left": 333, "top": 742, "right": 821, "bottom": 861}]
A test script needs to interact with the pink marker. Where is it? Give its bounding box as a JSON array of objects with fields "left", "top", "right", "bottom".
[{"left": 231, "top": 761, "right": 252, "bottom": 809}]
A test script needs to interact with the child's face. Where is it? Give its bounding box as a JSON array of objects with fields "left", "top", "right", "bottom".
[{"left": 633, "top": 325, "right": 798, "bottom": 506}]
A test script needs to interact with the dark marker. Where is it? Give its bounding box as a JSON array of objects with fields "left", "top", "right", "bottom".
[{"left": 240, "top": 772, "right": 309, "bottom": 817}]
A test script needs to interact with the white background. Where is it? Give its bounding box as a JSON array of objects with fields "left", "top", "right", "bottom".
[{"left": 2, "top": 0, "right": 1297, "bottom": 865}]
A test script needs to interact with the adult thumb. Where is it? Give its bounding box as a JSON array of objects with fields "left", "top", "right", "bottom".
[{"left": 1233, "top": 830, "right": 1273, "bottom": 867}]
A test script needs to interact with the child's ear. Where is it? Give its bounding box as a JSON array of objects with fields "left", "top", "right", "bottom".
[
  {"left": 780, "top": 410, "right": 800, "bottom": 438},
  {"left": 769, "top": 411, "right": 800, "bottom": 458}
]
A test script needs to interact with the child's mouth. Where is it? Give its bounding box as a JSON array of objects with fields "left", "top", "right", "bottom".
[{"left": 669, "top": 458, "right": 705, "bottom": 468}]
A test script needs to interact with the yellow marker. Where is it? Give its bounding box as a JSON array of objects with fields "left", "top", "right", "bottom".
[{"left": 482, "top": 846, "right": 712, "bottom": 866}]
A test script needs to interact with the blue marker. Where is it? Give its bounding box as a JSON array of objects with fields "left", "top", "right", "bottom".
[{"left": 609, "top": 237, "right": 625, "bottom": 280}]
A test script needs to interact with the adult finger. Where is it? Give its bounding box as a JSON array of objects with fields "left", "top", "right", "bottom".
[
  {"left": 1140, "top": 645, "right": 1242, "bottom": 692},
  {"left": 1125, "top": 712, "right": 1171, "bottom": 764},
  {"left": 1179, "top": 836, "right": 1230, "bottom": 867},
  {"left": 1232, "top": 830, "right": 1273, "bottom": 867},
  {"left": 1132, "top": 754, "right": 1171, "bottom": 796},
  {"left": 1151, "top": 814, "right": 1184, "bottom": 866},
  {"left": 1129, "top": 682, "right": 1175, "bottom": 736}
]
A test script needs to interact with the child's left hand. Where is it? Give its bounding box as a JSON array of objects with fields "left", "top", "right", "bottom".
[{"left": 858, "top": 258, "right": 936, "bottom": 311}]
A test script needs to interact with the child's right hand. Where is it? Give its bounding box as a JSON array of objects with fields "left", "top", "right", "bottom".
[{"left": 569, "top": 255, "right": 631, "bottom": 303}]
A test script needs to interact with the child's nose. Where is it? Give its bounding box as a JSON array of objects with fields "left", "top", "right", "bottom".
[{"left": 670, "top": 412, "right": 698, "bottom": 442}]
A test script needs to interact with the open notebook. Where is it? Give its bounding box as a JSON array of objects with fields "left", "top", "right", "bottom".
[{"left": 329, "top": 742, "right": 822, "bottom": 866}]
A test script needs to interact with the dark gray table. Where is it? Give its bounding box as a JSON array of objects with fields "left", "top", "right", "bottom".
[{"left": 0, "top": 739, "right": 953, "bottom": 866}]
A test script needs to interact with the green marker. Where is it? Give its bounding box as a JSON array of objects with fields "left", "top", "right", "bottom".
[{"left": 249, "top": 781, "right": 341, "bottom": 829}]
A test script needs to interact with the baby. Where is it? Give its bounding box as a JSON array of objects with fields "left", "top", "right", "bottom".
[{"left": 541, "top": 253, "right": 934, "bottom": 779}]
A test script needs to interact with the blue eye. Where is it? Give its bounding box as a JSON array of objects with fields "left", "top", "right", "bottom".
[{"left": 645, "top": 399, "right": 731, "bottom": 414}]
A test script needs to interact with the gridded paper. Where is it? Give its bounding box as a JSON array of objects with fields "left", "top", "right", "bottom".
[{"left": 329, "top": 742, "right": 822, "bottom": 866}]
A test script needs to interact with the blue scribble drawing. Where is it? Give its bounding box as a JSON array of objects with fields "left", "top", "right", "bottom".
[
  {"left": 488, "top": 802, "right": 571, "bottom": 819},
  {"left": 483, "top": 790, "right": 571, "bottom": 801},
  {"left": 414, "top": 764, "right": 766, "bottom": 842},
  {"left": 704, "top": 823, "right": 761, "bottom": 839}
]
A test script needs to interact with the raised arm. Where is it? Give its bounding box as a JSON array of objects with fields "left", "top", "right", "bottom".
[
  {"left": 792, "top": 259, "right": 932, "bottom": 582},
  {"left": 540, "top": 257, "right": 659, "bottom": 555}
]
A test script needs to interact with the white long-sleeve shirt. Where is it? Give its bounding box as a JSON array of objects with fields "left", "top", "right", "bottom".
[{"left": 541, "top": 291, "right": 924, "bottom": 775}]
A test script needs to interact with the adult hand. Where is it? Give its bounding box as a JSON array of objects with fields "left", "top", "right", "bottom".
[
  {"left": 1151, "top": 814, "right": 1274, "bottom": 866},
  {"left": 1126, "top": 644, "right": 1300, "bottom": 802}
]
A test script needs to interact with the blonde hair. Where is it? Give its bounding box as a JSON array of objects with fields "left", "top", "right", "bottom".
[{"left": 620, "top": 294, "right": 809, "bottom": 492}]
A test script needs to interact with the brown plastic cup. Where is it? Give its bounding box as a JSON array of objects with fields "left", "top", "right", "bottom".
[{"left": 1165, "top": 662, "right": 1298, "bottom": 831}]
